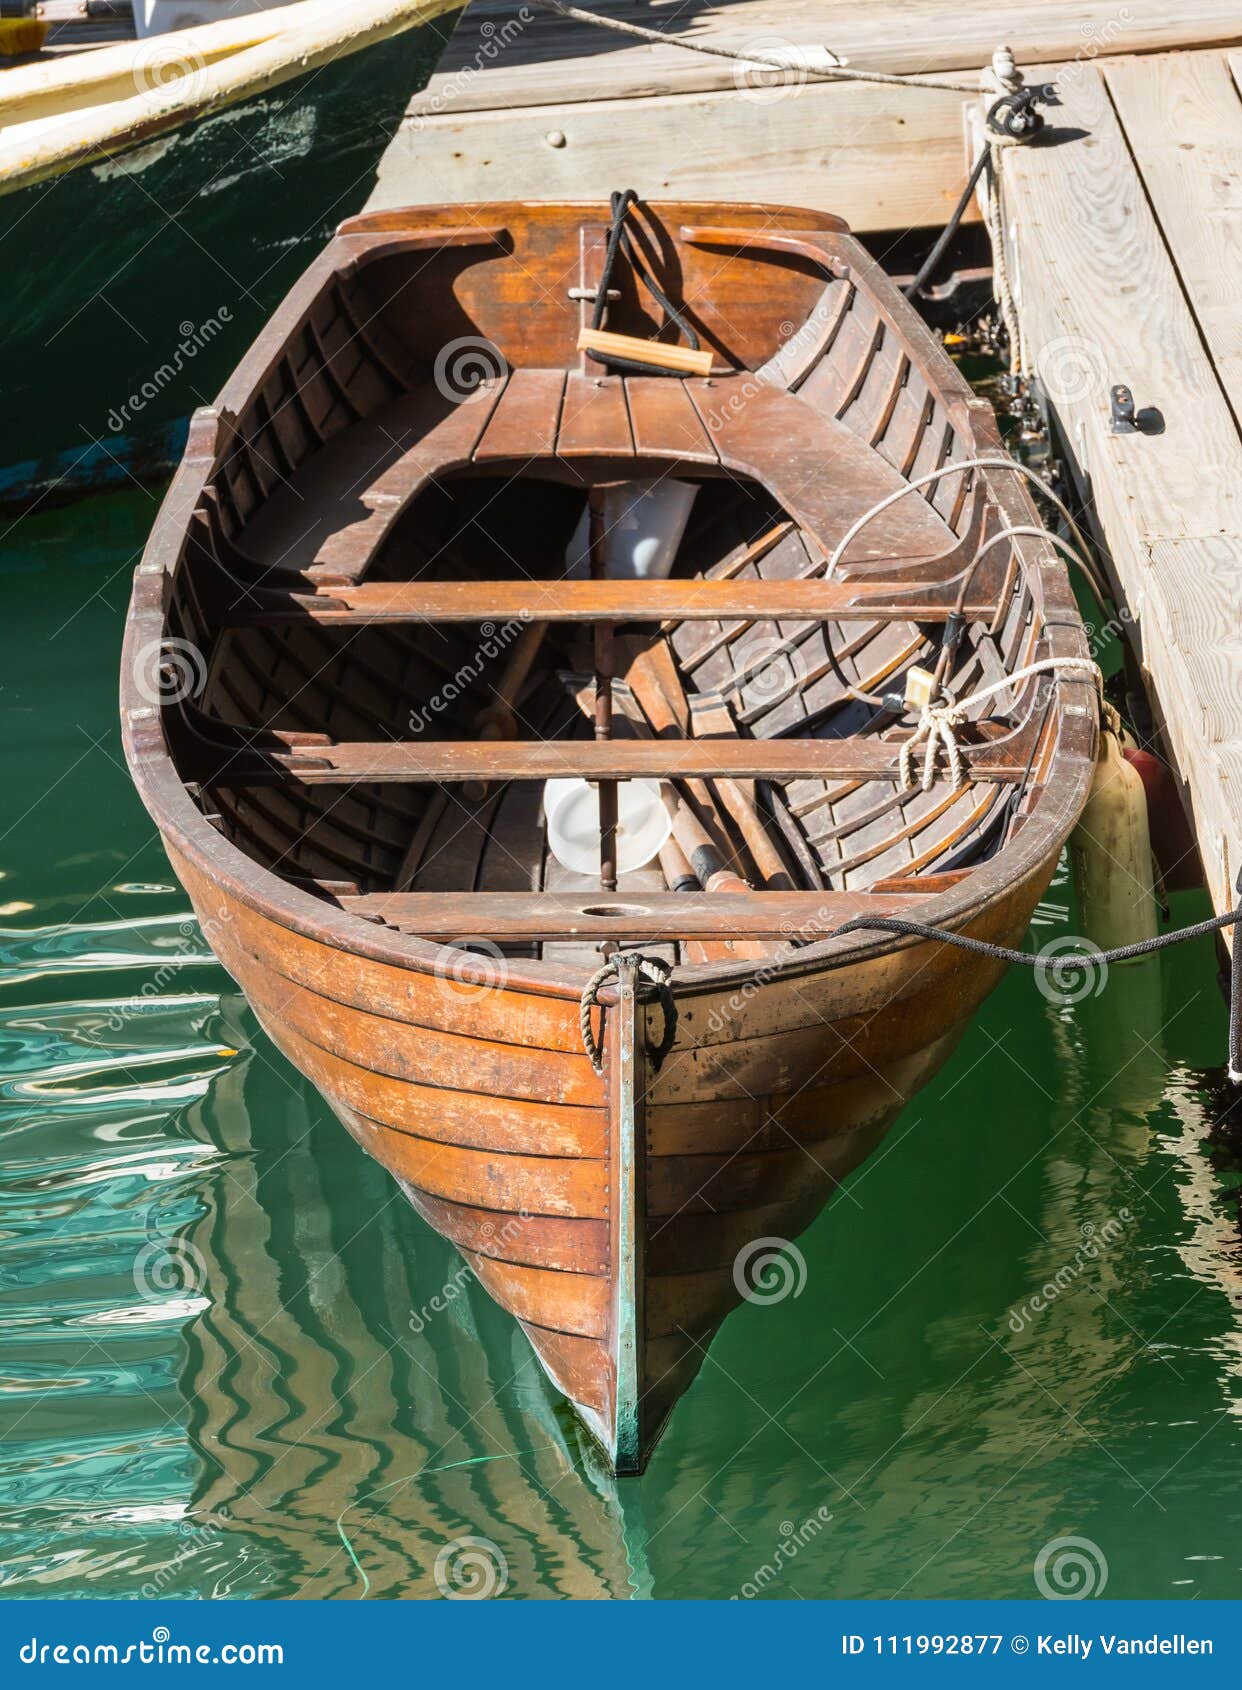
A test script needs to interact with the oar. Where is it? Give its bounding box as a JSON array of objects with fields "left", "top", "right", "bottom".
[
  {"left": 560, "top": 671, "right": 748, "bottom": 894},
  {"left": 560, "top": 670, "right": 769, "bottom": 964},
  {"left": 687, "top": 691, "right": 795, "bottom": 890},
  {"left": 619, "top": 645, "right": 752, "bottom": 890}
]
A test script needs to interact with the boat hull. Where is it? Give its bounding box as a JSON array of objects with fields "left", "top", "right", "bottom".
[
  {"left": 0, "top": 21, "right": 454, "bottom": 510},
  {"left": 167, "top": 839, "right": 1055, "bottom": 1470}
]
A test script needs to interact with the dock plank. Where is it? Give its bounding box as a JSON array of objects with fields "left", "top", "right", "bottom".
[
  {"left": 416, "top": 1, "right": 1242, "bottom": 113},
  {"left": 1106, "top": 52, "right": 1242, "bottom": 419},
  {"left": 369, "top": 1, "right": 1242, "bottom": 233}
]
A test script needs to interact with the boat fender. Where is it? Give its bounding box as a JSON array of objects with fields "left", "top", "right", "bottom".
[
  {"left": 1070, "top": 715, "right": 1159, "bottom": 955},
  {"left": 1122, "top": 746, "right": 1204, "bottom": 893}
]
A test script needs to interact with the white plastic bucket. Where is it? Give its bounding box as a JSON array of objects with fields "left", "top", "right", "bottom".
[
  {"left": 544, "top": 777, "right": 672, "bottom": 878},
  {"left": 565, "top": 479, "right": 699, "bottom": 580}
]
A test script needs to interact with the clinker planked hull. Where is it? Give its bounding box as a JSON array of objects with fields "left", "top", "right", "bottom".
[{"left": 123, "top": 198, "right": 1096, "bottom": 1471}]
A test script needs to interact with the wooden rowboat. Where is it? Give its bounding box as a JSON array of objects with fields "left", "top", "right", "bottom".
[{"left": 122, "top": 197, "right": 1098, "bottom": 1473}]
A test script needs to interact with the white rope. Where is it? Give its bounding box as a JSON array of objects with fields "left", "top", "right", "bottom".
[
  {"left": 528, "top": 0, "right": 987, "bottom": 93},
  {"left": 982, "top": 137, "right": 1027, "bottom": 374},
  {"left": 899, "top": 656, "right": 1102, "bottom": 792},
  {"left": 966, "top": 522, "right": 1108, "bottom": 611},
  {"left": 825, "top": 455, "right": 1094, "bottom": 581}
]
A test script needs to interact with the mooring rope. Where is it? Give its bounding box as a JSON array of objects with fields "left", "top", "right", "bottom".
[
  {"left": 580, "top": 951, "right": 678, "bottom": 1075},
  {"left": 577, "top": 893, "right": 1242, "bottom": 1081},
  {"left": 527, "top": 0, "right": 985, "bottom": 93},
  {"left": 822, "top": 886, "right": 1242, "bottom": 1085}
]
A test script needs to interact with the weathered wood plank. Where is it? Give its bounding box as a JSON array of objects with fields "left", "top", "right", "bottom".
[
  {"left": 373, "top": 80, "right": 976, "bottom": 235},
  {"left": 1107, "top": 52, "right": 1242, "bottom": 418},
  {"left": 370, "top": 2, "right": 1242, "bottom": 234},
  {"left": 418, "top": 0, "right": 1242, "bottom": 111},
  {"left": 223, "top": 735, "right": 1032, "bottom": 785},
  {"left": 228, "top": 574, "right": 1002, "bottom": 626}
]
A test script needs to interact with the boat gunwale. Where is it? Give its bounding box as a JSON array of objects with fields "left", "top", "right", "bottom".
[{"left": 121, "top": 199, "right": 1098, "bottom": 1005}]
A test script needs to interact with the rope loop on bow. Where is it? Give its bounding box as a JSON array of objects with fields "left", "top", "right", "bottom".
[{"left": 579, "top": 951, "right": 678, "bottom": 1076}]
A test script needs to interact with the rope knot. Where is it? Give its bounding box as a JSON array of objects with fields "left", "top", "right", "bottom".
[
  {"left": 982, "top": 44, "right": 1023, "bottom": 96},
  {"left": 899, "top": 698, "right": 969, "bottom": 793},
  {"left": 579, "top": 950, "right": 677, "bottom": 1075}
]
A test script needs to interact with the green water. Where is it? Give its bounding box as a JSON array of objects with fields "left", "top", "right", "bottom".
[{"left": 3, "top": 490, "right": 1242, "bottom": 1601}]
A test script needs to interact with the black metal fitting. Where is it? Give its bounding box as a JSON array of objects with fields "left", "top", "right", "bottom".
[{"left": 1110, "top": 385, "right": 1138, "bottom": 434}]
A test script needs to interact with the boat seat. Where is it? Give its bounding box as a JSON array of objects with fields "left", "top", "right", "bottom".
[
  {"left": 335, "top": 888, "right": 931, "bottom": 941},
  {"left": 237, "top": 378, "right": 510, "bottom": 577},
  {"left": 680, "top": 377, "right": 959, "bottom": 566},
  {"left": 197, "top": 732, "right": 1034, "bottom": 789},
  {"left": 234, "top": 367, "right": 962, "bottom": 584},
  {"left": 224, "top": 573, "right": 1006, "bottom": 629}
]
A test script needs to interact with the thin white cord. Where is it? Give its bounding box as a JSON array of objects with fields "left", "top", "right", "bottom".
[{"left": 825, "top": 455, "right": 1093, "bottom": 579}]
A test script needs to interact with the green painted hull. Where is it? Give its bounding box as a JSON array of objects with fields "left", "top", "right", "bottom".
[{"left": 1, "top": 14, "right": 457, "bottom": 508}]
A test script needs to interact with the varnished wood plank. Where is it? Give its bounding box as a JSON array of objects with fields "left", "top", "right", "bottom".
[
  {"left": 625, "top": 377, "right": 720, "bottom": 462},
  {"left": 556, "top": 371, "right": 634, "bottom": 456},
  {"left": 684, "top": 377, "right": 956, "bottom": 561},
  {"left": 473, "top": 367, "right": 567, "bottom": 461},
  {"left": 238, "top": 381, "right": 507, "bottom": 575},
  {"left": 343, "top": 888, "right": 930, "bottom": 939},
  {"left": 229, "top": 574, "right": 1001, "bottom": 626},
  {"left": 238, "top": 735, "right": 1031, "bottom": 786}
]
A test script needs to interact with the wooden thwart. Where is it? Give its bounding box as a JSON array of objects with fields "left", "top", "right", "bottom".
[
  {"left": 343, "top": 887, "right": 930, "bottom": 939},
  {"left": 222, "top": 736, "right": 1029, "bottom": 786},
  {"left": 227, "top": 575, "right": 1002, "bottom": 626}
]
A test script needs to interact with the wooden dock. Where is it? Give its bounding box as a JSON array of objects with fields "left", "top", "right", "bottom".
[
  {"left": 992, "top": 50, "right": 1242, "bottom": 918},
  {"left": 368, "top": 0, "right": 1242, "bottom": 232}
]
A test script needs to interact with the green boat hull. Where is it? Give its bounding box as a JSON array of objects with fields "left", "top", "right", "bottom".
[{"left": 1, "top": 14, "right": 457, "bottom": 509}]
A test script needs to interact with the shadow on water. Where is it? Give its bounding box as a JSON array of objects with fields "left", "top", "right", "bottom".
[{"left": 2, "top": 490, "right": 1242, "bottom": 1599}]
